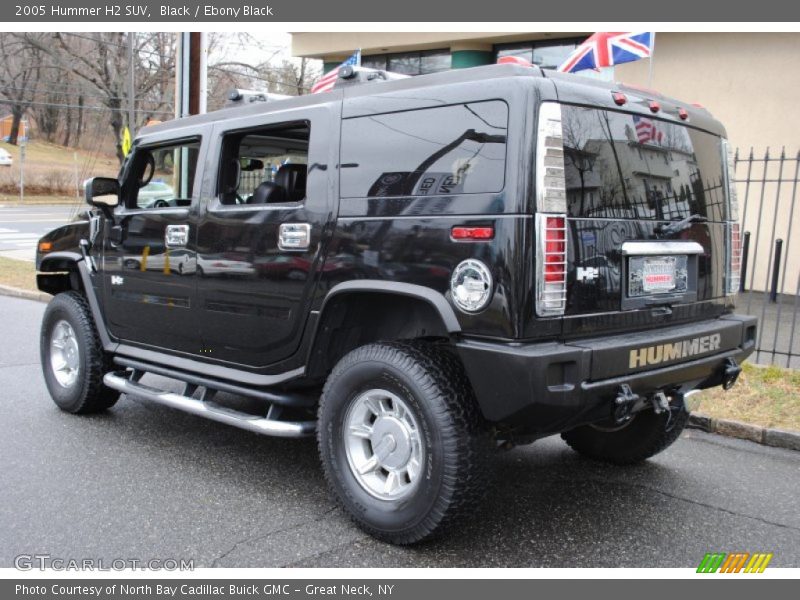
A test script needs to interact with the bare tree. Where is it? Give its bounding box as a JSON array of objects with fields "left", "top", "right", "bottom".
[
  {"left": 25, "top": 32, "right": 176, "bottom": 162},
  {"left": 0, "top": 33, "right": 44, "bottom": 145}
]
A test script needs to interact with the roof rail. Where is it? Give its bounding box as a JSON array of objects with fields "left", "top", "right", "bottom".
[
  {"left": 225, "top": 89, "right": 291, "bottom": 107},
  {"left": 333, "top": 66, "right": 410, "bottom": 90}
]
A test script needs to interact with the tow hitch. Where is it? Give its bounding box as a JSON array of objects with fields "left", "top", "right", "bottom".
[
  {"left": 722, "top": 357, "right": 742, "bottom": 390},
  {"left": 613, "top": 384, "right": 640, "bottom": 424}
]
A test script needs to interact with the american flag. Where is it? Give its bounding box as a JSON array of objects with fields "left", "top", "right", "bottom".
[
  {"left": 558, "top": 32, "right": 653, "bottom": 74},
  {"left": 310, "top": 49, "right": 361, "bottom": 94},
  {"left": 633, "top": 115, "right": 663, "bottom": 145}
]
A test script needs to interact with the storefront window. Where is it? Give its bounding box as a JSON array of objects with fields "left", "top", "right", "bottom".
[{"left": 361, "top": 49, "right": 451, "bottom": 75}]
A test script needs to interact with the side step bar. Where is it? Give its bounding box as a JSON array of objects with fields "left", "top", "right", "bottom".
[{"left": 103, "top": 371, "right": 316, "bottom": 438}]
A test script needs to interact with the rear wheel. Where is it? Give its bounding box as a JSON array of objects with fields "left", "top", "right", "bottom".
[
  {"left": 40, "top": 291, "right": 119, "bottom": 414},
  {"left": 317, "top": 340, "right": 491, "bottom": 544},
  {"left": 561, "top": 406, "right": 689, "bottom": 465}
]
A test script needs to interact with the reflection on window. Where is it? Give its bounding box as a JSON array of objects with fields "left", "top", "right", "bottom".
[
  {"left": 561, "top": 106, "right": 728, "bottom": 221},
  {"left": 131, "top": 141, "right": 200, "bottom": 209},
  {"left": 341, "top": 101, "right": 508, "bottom": 198}
]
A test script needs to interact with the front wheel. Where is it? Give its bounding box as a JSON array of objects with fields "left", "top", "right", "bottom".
[
  {"left": 561, "top": 405, "right": 689, "bottom": 465},
  {"left": 317, "top": 341, "right": 491, "bottom": 544},
  {"left": 40, "top": 291, "right": 119, "bottom": 414}
]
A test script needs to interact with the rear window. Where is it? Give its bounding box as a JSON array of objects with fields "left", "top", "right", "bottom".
[
  {"left": 340, "top": 100, "right": 508, "bottom": 198},
  {"left": 561, "top": 105, "right": 729, "bottom": 221}
]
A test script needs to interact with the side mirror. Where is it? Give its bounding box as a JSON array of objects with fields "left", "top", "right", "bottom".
[{"left": 84, "top": 177, "right": 119, "bottom": 216}]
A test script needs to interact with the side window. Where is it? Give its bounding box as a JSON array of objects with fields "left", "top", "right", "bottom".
[
  {"left": 340, "top": 100, "right": 508, "bottom": 198},
  {"left": 216, "top": 121, "right": 310, "bottom": 207},
  {"left": 125, "top": 140, "right": 200, "bottom": 209}
]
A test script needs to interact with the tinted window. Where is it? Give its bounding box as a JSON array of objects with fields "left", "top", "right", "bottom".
[
  {"left": 126, "top": 140, "right": 200, "bottom": 209},
  {"left": 216, "top": 122, "right": 310, "bottom": 207},
  {"left": 341, "top": 101, "right": 508, "bottom": 198},
  {"left": 561, "top": 105, "right": 728, "bottom": 221}
]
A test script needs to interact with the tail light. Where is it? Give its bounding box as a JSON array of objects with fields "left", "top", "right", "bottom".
[
  {"left": 723, "top": 139, "right": 741, "bottom": 296},
  {"left": 537, "top": 214, "right": 567, "bottom": 314},
  {"left": 727, "top": 223, "right": 742, "bottom": 295},
  {"left": 535, "top": 102, "right": 568, "bottom": 316}
]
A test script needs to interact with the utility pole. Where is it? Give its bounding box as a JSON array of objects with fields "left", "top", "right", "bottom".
[
  {"left": 175, "top": 32, "right": 207, "bottom": 118},
  {"left": 128, "top": 32, "right": 136, "bottom": 137},
  {"left": 174, "top": 33, "right": 207, "bottom": 199}
]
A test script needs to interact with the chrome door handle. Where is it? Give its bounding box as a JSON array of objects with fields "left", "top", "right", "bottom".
[
  {"left": 165, "top": 224, "right": 190, "bottom": 248},
  {"left": 278, "top": 223, "right": 311, "bottom": 251}
]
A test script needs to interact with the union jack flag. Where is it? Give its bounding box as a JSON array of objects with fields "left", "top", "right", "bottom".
[
  {"left": 633, "top": 115, "right": 663, "bottom": 145},
  {"left": 558, "top": 32, "right": 654, "bottom": 74},
  {"left": 311, "top": 49, "right": 361, "bottom": 94}
]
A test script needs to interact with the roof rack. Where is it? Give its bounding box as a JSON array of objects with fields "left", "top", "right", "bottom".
[
  {"left": 333, "top": 66, "right": 410, "bottom": 89},
  {"left": 225, "top": 89, "right": 291, "bottom": 107}
]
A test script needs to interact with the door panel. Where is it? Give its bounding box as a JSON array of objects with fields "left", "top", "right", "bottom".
[
  {"left": 196, "top": 104, "right": 338, "bottom": 368},
  {"left": 102, "top": 132, "right": 209, "bottom": 355}
]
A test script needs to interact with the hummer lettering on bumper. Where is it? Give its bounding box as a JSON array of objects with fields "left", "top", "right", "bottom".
[{"left": 629, "top": 333, "right": 722, "bottom": 369}]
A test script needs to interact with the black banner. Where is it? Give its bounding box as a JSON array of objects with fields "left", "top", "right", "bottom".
[
  {"left": 2, "top": 0, "right": 800, "bottom": 22},
  {"left": 4, "top": 579, "right": 797, "bottom": 600}
]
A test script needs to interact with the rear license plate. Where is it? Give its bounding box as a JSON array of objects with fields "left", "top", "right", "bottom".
[
  {"left": 628, "top": 255, "right": 688, "bottom": 297},
  {"left": 642, "top": 258, "right": 676, "bottom": 292}
]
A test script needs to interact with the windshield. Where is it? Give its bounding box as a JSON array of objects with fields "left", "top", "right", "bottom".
[{"left": 561, "top": 105, "right": 729, "bottom": 221}]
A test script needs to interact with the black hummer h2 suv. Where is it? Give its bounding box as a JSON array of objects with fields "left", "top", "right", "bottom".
[{"left": 36, "top": 64, "right": 756, "bottom": 544}]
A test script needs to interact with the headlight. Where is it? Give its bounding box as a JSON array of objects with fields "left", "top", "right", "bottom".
[{"left": 450, "top": 259, "right": 493, "bottom": 313}]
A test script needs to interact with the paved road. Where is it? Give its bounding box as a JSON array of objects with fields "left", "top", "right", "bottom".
[
  {"left": 0, "top": 204, "right": 78, "bottom": 261},
  {"left": 0, "top": 294, "right": 798, "bottom": 568}
]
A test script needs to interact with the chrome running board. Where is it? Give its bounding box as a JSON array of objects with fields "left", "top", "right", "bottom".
[{"left": 103, "top": 371, "right": 316, "bottom": 438}]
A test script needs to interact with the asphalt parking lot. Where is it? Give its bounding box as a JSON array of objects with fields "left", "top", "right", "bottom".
[{"left": 0, "top": 294, "right": 798, "bottom": 568}]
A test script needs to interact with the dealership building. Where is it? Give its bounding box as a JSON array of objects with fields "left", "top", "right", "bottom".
[{"left": 291, "top": 32, "right": 797, "bottom": 155}]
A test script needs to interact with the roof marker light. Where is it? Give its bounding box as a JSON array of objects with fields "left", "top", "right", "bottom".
[
  {"left": 678, "top": 107, "right": 689, "bottom": 120},
  {"left": 649, "top": 101, "right": 661, "bottom": 113},
  {"left": 612, "top": 92, "right": 627, "bottom": 106}
]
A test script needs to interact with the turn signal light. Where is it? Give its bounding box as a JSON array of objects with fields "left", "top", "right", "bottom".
[
  {"left": 38, "top": 241, "right": 53, "bottom": 252},
  {"left": 451, "top": 226, "right": 494, "bottom": 241}
]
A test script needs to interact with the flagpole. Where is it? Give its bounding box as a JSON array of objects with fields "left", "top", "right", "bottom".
[{"left": 647, "top": 32, "right": 656, "bottom": 88}]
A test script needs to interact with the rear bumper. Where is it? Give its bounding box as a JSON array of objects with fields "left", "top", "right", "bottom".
[{"left": 456, "top": 314, "right": 757, "bottom": 433}]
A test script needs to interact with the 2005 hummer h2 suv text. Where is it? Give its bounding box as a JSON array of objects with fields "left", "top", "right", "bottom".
[{"left": 36, "top": 63, "right": 756, "bottom": 544}]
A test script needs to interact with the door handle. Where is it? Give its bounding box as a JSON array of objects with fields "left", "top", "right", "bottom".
[
  {"left": 165, "top": 224, "right": 190, "bottom": 248},
  {"left": 278, "top": 223, "right": 311, "bottom": 251}
]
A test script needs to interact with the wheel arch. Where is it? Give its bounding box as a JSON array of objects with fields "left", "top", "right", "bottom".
[
  {"left": 37, "top": 251, "right": 85, "bottom": 295},
  {"left": 306, "top": 281, "right": 460, "bottom": 379},
  {"left": 37, "top": 251, "right": 113, "bottom": 350}
]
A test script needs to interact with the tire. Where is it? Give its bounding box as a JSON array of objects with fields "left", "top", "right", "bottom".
[
  {"left": 40, "top": 291, "right": 119, "bottom": 414},
  {"left": 317, "top": 340, "right": 491, "bottom": 544},
  {"left": 561, "top": 406, "right": 690, "bottom": 465}
]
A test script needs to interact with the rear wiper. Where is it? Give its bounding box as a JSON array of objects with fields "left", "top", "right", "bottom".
[{"left": 655, "top": 213, "right": 708, "bottom": 237}]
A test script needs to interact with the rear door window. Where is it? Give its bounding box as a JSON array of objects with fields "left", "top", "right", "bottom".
[{"left": 561, "top": 105, "right": 728, "bottom": 221}]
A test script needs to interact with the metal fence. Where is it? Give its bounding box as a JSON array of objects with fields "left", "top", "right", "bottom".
[{"left": 734, "top": 147, "right": 800, "bottom": 368}]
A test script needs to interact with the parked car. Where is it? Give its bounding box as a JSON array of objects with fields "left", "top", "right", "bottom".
[{"left": 0, "top": 148, "right": 12, "bottom": 167}]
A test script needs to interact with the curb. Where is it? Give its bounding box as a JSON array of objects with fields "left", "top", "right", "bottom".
[
  {"left": 0, "top": 283, "right": 50, "bottom": 303},
  {"left": 688, "top": 413, "right": 800, "bottom": 452}
]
